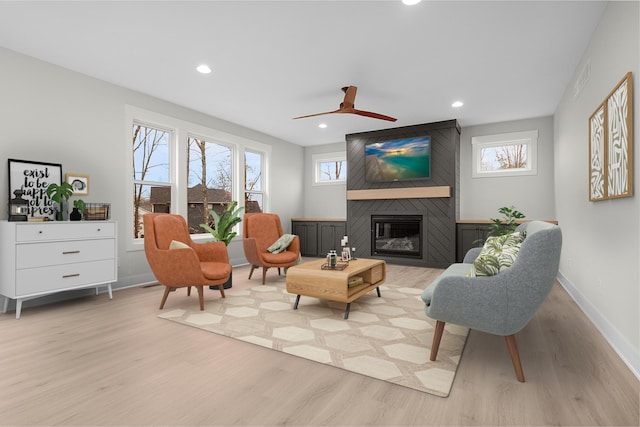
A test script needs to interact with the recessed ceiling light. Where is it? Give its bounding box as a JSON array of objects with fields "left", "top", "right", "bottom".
[
  {"left": 402, "top": 0, "right": 421, "bottom": 5},
  {"left": 318, "top": 123, "right": 327, "bottom": 129},
  {"left": 452, "top": 101, "right": 464, "bottom": 108},
  {"left": 196, "top": 64, "right": 212, "bottom": 74}
]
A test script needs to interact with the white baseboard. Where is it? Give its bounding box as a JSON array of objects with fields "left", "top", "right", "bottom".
[{"left": 557, "top": 271, "right": 640, "bottom": 380}]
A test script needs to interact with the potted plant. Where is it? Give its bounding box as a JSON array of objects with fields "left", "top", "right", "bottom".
[
  {"left": 45, "top": 182, "right": 74, "bottom": 220},
  {"left": 200, "top": 200, "right": 244, "bottom": 289},
  {"left": 489, "top": 205, "right": 526, "bottom": 236},
  {"left": 70, "top": 199, "right": 85, "bottom": 221}
]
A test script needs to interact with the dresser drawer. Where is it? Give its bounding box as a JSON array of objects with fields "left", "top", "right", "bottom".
[
  {"left": 16, "top": 222, "right": 116, "bottom": 242},
  {"left": 16, "top": 239, "right": 115, "bottom": 269},
  {"left": 15, "top": 259, "right": 116, "bottom": 296}
]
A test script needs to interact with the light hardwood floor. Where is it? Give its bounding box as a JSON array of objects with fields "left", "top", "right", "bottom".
[{"left": 0, "top": 262, "right": 637, "bottom": 426}]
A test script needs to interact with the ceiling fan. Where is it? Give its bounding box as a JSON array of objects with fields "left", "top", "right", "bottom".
[{"left": 293, "top": 86, "right": 397, "bottom": 122}]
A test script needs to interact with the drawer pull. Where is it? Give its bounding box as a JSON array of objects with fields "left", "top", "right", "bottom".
[
  {"left": 63, "top": 274, "right": 80, "bottom": 279},
  {"left": 62, "top": 251, "right": 81, "bottom": 255}
]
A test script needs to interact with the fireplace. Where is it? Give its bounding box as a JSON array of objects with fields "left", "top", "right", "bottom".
[{"left": 371, "top": 215, "right": 422, "bottom": 258}]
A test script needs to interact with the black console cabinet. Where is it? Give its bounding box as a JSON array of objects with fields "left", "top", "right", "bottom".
[
  {"left": 456, "top": 223, "right": 492, "bottom": 262},
  {"left": 292, "top": 219, "right": 346, "bottom": 257}
]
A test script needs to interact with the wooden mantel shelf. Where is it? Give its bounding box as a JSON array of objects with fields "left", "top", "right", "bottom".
[{"left": 346, "top": 186, "right": 451, "bottom": 201}]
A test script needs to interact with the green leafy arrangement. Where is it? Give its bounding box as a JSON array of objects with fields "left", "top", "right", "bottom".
[
  {"left": 200, "top": 201, "right": 244, "bottom": 246},
  {"left": 489, "top": 205, "right": 526, "bottom": 236},
  {"left": 46, "top": 182, "right": 74, "bottom": 220}
]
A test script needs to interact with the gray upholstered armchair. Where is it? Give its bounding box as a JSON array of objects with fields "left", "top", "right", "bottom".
[{"left": 421, "top": 221, "right": 562, "bottom": 382}]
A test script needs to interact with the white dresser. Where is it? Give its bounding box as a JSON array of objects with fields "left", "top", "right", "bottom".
[{"left": 0, "top": 220, "right": 117, "bottom": 319}]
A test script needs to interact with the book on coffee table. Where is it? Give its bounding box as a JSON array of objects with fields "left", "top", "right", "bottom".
[{"left": 348, "top": 276, "right": 364, "bottom": 288}]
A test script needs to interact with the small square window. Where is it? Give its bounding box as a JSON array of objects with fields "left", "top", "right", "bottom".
[
  {"left": 313, "top": 152, "right": 346, "bottom": 185},
  {"left": 471, "top": 130, "right": 538, "bottom": 178}
]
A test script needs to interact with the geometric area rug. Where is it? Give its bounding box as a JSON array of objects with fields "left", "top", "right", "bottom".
[{"left": 158, "top": 280, "right": 469, "bottom": 397}]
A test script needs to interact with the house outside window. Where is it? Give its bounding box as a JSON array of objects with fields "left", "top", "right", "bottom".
[
  {"left": 187, "top": 136, "right": 233, "bottom": 235},
  {"left": 313, "top": 151, "right": 347, "bottom": 185},
  {"left": 471, "top": 130, "right": 538, "bottom": 178}
]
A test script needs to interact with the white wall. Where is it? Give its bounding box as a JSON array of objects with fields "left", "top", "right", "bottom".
[
  {"left": 0, "top": 47, "right": 305, "bottom": 290},
  {"left": 554, "top": 1, "right": 639, "bottom": 375},
  {"left": 459, "top": 116, "right": 556, "bottom": 220},
  {"left": 303, "top": 142, "right": 347, "bottom": 219}
]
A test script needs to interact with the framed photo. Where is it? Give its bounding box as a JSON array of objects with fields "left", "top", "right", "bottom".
[
  {"left": 8, "top": 159, "right": 62, "bottom": 220},
  {"left": 66, "top": 173, "right": 90, "bottom": 195}
]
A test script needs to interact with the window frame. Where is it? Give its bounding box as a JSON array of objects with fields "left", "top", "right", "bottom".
[
  {"left": 471, "top": 130, "right": 538, "bottom": 178},
  {"left": 244, "top": 149, "right": 265, "bottom": 213},
  {"left": 312, "top": 151, "right": 347, "bottom": 185},
  {"left": 125, "top": 105, "right": 271, "bottom": 251}
]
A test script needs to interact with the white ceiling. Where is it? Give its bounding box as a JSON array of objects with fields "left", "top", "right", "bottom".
[{"left": 0, "top": 1, "right": 607, "bottom": 146}]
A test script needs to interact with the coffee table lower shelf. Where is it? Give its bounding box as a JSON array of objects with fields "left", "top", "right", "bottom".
[{"left": 286, "top": 258, "right": 386, "bottom": 319}]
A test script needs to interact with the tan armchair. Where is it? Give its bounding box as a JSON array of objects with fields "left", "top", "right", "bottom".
[
  {"left": 143, "top": 213, "right": 231, "bottom": 310},
  {"left": 242, "top": 213, "right": 300, "bottom": 284}
]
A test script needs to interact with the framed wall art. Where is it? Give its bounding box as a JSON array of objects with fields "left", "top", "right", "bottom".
[
  {"left": 589, "top": 102, "right": 607, "bottom": 201},
  {"left": 66, "top": 173, "right": 90, "bottom": 195},
  {"left": 606, "top": 72, "right": 633, "bottom": 199},
  {"left": 8, "top": 159, "right": 62, "bottom": 220},
  {"left": 588, "top": 72, "right": 633, "bottom": 201}
]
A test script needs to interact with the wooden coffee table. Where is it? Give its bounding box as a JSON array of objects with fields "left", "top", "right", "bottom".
[{"left": 286, "top": 258, "right": 386, "bottom": 319}]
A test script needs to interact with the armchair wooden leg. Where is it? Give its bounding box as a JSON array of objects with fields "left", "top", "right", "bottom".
[
  {"left": 217, "top": 282, "right": 226, "bottom": 298},
  {"left": 187, "top": 286, "right": 191, "bottom": 296},
  {"left": 505, "top": 335, "right": 525, "bottom": 382},
  {"left": 262, "top": 267, "right": 269, "bottom": 285},
  {"left": 196, "top": 286, "right": 205, "bottom": 311},
  {"left": 430, "top": 320, "right": 446, "bottom": 361},
  {"left": 278, "top": 268, "right": 281, "bottom": 276},
  {"left": 159, "top": 286, "right": 174, "bottom": 309},
  {"left": 248, "top": 265, "right": 257, "bottom": 280}
]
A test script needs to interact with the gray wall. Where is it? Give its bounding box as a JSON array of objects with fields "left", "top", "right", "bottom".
[
  {"left": 553, "top": 1, "right": 639, "bottom": 373},
  {"left": 0, "top": 47, "right": 305, "bottom": 292},
  {"left": 303, "top": 142, "right": 347, "bottom": 218},
  {"left": 459, "top": 116, "right": 556, "bottom": 220}
]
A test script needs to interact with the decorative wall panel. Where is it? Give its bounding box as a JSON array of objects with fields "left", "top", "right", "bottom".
[{"left": 589, "top": 72, "right": 633, "bottom": 201}]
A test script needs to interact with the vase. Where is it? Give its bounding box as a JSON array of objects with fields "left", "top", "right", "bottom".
[{"left": 70, "top": 207, "right": 82, "bottom": 221}]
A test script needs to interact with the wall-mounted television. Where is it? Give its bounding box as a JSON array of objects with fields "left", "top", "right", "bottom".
[{"left": 364, "top": 136, "right": 431, "bottom": 182}]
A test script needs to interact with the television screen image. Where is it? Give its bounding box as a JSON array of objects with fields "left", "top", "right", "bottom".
[{"left": 365, "top": 136, "right": 431, "bottom": 182}]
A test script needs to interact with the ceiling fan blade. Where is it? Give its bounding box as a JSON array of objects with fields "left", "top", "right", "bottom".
[
  {"left": 352, "top": 109, "right": 398, "bottom": 122},
  {"left": 292, "top": 109, "right": 339, "bottom": 120},
  {"left": 341, "top": 86, "right": 357, "bottom": 109}
]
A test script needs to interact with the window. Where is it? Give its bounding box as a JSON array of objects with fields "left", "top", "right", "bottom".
[
  {"left": 132, "top": 122, "right": 172, "bottom": 239},
  {"left": 471, "top": 130, "right": 538, "bottom": 178},
  {"left": 244, "top": 150, "right": 264, "bottom": 213},
  {"left": 313, "top": 151, "right": 347, "bottom": 185},
  {"left": 187, "top": 136, "right": 233, "bottom": 235},
  {"left": 127, "top": 106, "right": 271, "bottom": 248}
]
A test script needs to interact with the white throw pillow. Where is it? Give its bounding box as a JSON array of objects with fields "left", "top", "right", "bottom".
[{"left": 169, "top": 240, "right": 190, "bottom": 250}]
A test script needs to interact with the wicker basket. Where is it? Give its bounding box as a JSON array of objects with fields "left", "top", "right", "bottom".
[{"left": 83, "top": 203, "right": 110, "bottom": 220}]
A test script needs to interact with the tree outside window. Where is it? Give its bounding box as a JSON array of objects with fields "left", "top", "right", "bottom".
[
  {"left": 187, "top": 136, "right": 233, "bottom": 234},
  {"left": 132, "top": 123, "right": 171, "bottom": 239}
]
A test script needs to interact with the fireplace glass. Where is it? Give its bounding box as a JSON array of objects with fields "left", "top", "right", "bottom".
[{"left": 371, "top": 215, "right": 422, "bottom": 258}]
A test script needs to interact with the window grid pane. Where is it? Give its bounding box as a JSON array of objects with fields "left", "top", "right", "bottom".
[{"left": 187, "top": 137, "right": 233, "bottom": 235}]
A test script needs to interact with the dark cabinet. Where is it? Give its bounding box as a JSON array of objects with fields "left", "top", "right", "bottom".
[
  {"left": 318, "top": 222, "right": 346, "bottom": 256},
  {"left": 456, "top": 223, "right": 492, "bottom": 262},
  {"left": 292, "top": 220, "right": 346, "bottom": 257},
  {"left": 291, "top": 221, "right": 318, "bottom": 256}
]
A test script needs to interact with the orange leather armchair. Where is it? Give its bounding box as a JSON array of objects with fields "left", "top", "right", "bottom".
[
  {"left": 242, "top": 213, "right": 300, "bottom": 284},
  {"left": 143, "top": 213, "right": 231, "bottom": 310}
]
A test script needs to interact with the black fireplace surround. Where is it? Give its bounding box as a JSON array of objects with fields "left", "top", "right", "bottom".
[{"left": 371, "top": 215, "right": 422, "bottom": 258}]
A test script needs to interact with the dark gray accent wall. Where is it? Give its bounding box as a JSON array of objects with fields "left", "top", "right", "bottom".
[{"left": 346, "top": 120, "right": 460, "bottom": 268}]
